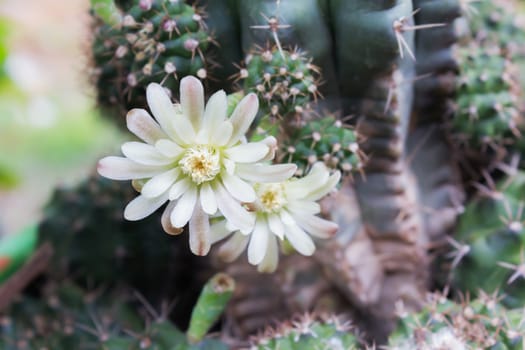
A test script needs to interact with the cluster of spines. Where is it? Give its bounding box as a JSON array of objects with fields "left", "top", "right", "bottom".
[
  {"left": 278, "top": 115, "right": 364, "bottom": 177},
  {"left": 449, "top": 170, "right": 525, "bottom": 308},
  {"left": 388, "top": 292, "right": 525, "bottom": 349},
  {"left": 91, "top": 0, "right": 211, "bottom": 127},
  {"left": 250, "top": 313, "right": 361, "bottom": 350},
  {"left": 235, "top": 46, "right": 321, "bottom": 121}
]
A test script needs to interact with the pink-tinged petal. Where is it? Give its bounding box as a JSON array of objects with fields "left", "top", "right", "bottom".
[
  {"left": 286, "top": 200, "right": 321, "bottom": 216},
  {"left": 259, "top": 136, "right": 278, "bottom": 161},
  {"left": 155, "top": 139, "right": 184, "bottom": 158},
  {"left": 221, "top": 172, "right": 256, "bottom": 203},
  {"left": 146, "top": 83, "right": 194, "bottom": 145},
  {"left": 224, "top": 142, "right": 269, "bottom": 163},
  {"left": 227, "top": 93, "right": 259, "bottom": 146},
  {"left": 127, "top": 108, "right": 167, "bottom": 144},
  {"left": 248, "top": 219, "right": 269, "bottom": 265},
  {"left": 257, "top": 235, "right": 279, "bottom": 273},
  {"left": 189, "top": 202, "right": 211, "bottom": 256},
  {"left": 304, "top": 171, "right": 341, "bottom": 201},
  {"left": 284, "top": 222, "right": 315, "bottom": 256},
  {"left": 293, "top": 213, "right": 338, "bottom": 239},
  {"left": 180, "top": 76, "right": 204, "bottom": 130},
  {"left": 267, "top": 213, "right": 284, "bottom": 240},
  {"left": 124, "top": 193, "right": 168, "bottom": 221},
  {"left": 218, "top": 231, "right": 249, "bottom": 262},
  {"left": 98, "top": 156, "right": 166, "bottom": 180},
  {"left": 141, "top": 168, "right": 179, "bottom": 198},
  {"left": 161, "top": 201, "right": 183, "bottom": 235},
  {"left": 200, "top": 182, "right": 217, "bottom": 215},
  {"left": 235, "top": 163, "right": 296, "bottom": 183},
  {"left": 121, "top": 142, "right": 173, "bottom": 166},
  {"left": 285, "top": 162, "right": 330, "bottom": 199},
  {"left": 168, "top": 177, "right": 191, "bottom": 200},
  {"left": 210, "top": 220, "right": 233, "bottom": 244},
  {"left": 202, "top": 90, "right": 227, "bottom": 138},
  {"left": 210, "top": 121, "right": 233, "bottom": 146},
  {"left": 170, "top": 186, "right": 197, "bottom": 228},
  {"left": 214, "top": 181, "right": 255, "bottom": 232}
]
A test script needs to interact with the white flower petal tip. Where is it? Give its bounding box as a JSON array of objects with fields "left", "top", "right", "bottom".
[
  {"left": 124, "top": 194, "right": 167, "bottom": 221},
  {"left": 189, "top": 203, "right": 211, "bottom": 256},
  {"left": 180, "top": 76, "right": 205, "bottom": 129},
  {"left": 97, "top": 156, "right": 162, "bottom": 180},
  {"left": 228, "top": 93, "right": 259, "bottom": 145}
]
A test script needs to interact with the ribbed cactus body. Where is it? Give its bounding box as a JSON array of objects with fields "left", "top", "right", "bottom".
[
  {"left": 388, "top": 293, "right": 525, "bottom": 349},
  {"left": 91, "top": 0, "right": 211, "bottom": 127},
  {"left": 452, "top": 171, "right": 525, "bottom": 307},
  {"left": 451, "top": 42, "right": 522, "bottom": 153}
]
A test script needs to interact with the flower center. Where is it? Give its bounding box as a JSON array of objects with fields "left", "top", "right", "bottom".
[
  {"left": 256, "top": 183, "right": 287, "bottom": 213},
  {"left": 180, "top": 145, "right": 221, "bottom": 184}
]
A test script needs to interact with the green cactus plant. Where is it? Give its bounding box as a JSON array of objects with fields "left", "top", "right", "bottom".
[
  {"left": 0, "top": 274, "right": 233, "bottom": 350},
  {"left": 450, "top": 170, "right": 525, "bottom": 308},
  {"left": 38, "top": 174, "right": 212, "bottom": 325},
  {"left": 388, "top": 292, "right": 525, "bottom": 349},
  {"left": 91, "top": 0, "right": 211, "bottom": 127},
  {"left": 250, "top": 314, "right": 362, "bottom": 350}
]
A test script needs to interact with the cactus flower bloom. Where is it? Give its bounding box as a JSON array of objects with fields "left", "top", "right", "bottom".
[
  {"left": 211, "top": 162, "right": 340, "bottom": 272},
  {"left": 98, "top": 76, "right": 296, "bottom": 256}
]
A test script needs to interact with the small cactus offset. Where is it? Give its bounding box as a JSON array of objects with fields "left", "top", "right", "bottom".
[
  {"left": 388, "top": 292, "right": 525, "bottom": 349},
  {"left": 278, "top": 115, "right": 363, "bottom": 177},
  {"left": 250, "top": 314, "right": 362, "bottom": 350},
  {"left": 236, "top": 46, "right": 321, "bottom": 121},
  {"left": 91, "top": 0, "right": 211, "bottom": 127}
]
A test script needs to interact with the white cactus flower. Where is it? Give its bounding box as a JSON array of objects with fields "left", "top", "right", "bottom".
[
  {"left": 98, "top": 76, "right": 296, "bottom": 256},
  {"left": 211, "top": 162, "right": 341, "bottom": 272}
]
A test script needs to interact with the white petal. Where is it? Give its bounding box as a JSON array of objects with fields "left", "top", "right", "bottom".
[
  {"left": 304, "top": 171, "right": 341, "bottom": 201},
  {"left": 141, "top": 168, "right": 179, "bottom": 198},
  {"left": 180, "top": 76, "right": 205, "bottom": 130},
  {"left": 267, "top": 213, "right": 284, "bottom": 240},
  {"left": 284, "top": 222, "right": 316, "bottom": 256},
  {"left": 223, "top": 157, "right": 236, "bottom": 175},
  {"left": 210, "top": 220, "right": 234, "bottom": 244},
  {"left": 146, "top": 83, "right": 194, "bottom": 145},
  {"left": 121, "top": 142, "right": 173, "bottom": 166},
  {"left": 221, "top": 172, "right": 256, "bottom": 203},
  {"left": 126, "top": 108, "right": 167, "bottom": 144},
  {"left": 218, "top": 231, "right": 249, "bottom": 262},
  {"left": 200, "top": 182, "right": 218, "bottom": 215},
  {"left": 98, "top": 156, "right": 166, "bottom": 180},
  {"left": 155, "top": 139, "right": 184, "bottom": 158},
  {"left": 189, "top": 202, "right": 211, "bottom": 256},
  {"left": 248, "top": 219, "right": 269, "bottom": 265},
  {"left": 227, "top": 93, "right": 259, "bottom": 146},
  {"left": 202, "top": 90, "right": 227, "bottom": 138},
  {"left": 225, "top": 142, "right": 269, "bottom": 163},
  {"left": 285, "top": 162, "right": 329, "bottom": 199},
  {"left": 161, "top": 201, "right": 183, "bottom": 235},
  {"left": 286, "top": 200, "right": 321, "bottom": 216},
  {"left": 124, "top": 193, "right": 167, "bottom": 221},
  {"left": 259, "top": 136, "right": 278, "bottom": 161},
  {"left": 257, "top": 235, "right": 279, "bottom": 273},
  {"left": 210, "top": 121, "right": 233, "bottom": 146},
  {"left": 235, "top": 163, "right": 297, "bottom": 183},
  {"left": 169, "top": 177, "right": 191, "bottom": 200},
  {"left": 294, "top": 213, "right": 338, "bottom": 239},
  {"left": 214, "top": 181, "right": 255, "bottom": 232},
  {"left": 170, "top": 186, "right": 197, "bottom": 228}
]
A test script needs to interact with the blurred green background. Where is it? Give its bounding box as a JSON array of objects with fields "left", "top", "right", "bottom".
[{"left": 0, "top": 0, "right": 123, "bottom": 235}]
